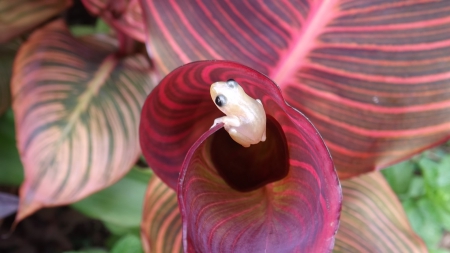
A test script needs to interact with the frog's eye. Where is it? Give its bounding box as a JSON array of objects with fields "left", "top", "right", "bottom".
[
  {"left": 215, "top": 94, "right": 227, "bottom": 107},
  {"left": 226, "top": 79, "right": 238, "bottom": 88}
]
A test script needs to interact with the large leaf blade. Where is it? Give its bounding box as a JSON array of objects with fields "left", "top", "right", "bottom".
[
  {"left": 11, "top": 20, "right": 155, "bottom": 221},
  {"left": 334, "top": 172, "right": 427, "bottom": 252},
  {"left": 140, "top": 0, "right": 450, "bottom": 178}
]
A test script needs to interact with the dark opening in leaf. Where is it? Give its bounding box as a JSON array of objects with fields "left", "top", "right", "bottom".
[{"left": 210, "top": 116, "right": 289, "bottom": 192}]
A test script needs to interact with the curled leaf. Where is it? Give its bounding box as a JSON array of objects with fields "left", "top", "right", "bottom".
[{"left": 140, "top": 60, "right": 341, "bottom": 252}]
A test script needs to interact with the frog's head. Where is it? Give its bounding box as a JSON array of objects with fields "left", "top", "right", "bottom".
[{"left": 210, "top": 79, "right": 243, "bottom": 111}]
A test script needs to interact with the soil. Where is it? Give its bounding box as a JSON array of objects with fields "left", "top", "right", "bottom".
[{"left": 0, "top": 186, "right": 110, "bottom": 253}]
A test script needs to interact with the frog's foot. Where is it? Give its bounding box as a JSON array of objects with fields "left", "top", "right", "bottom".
[
  {"left": 261, "top": 130, "right": 266, "bottom": 142},
  {"left": 210, "top": 116, "right": 241, "bottom": 129}
]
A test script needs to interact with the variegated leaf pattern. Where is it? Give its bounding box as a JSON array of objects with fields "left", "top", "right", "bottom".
[
  {"left": 11, "top": 20, "right": 155, "bottom": 221},
  {"left": 140, "top": 0, "right": 450, "bottom": 178},
  {"left": 334, "top": 172, "right": 427, "bottom": 253},
  {"left": 0, "top": 0, "right": 72, "bottom": 43},
  {"left": 81, "top": 0, "right": 145, "bottom": 42},
  {"left": 141, "top": 175, "right": 182, "bottom": 253}
]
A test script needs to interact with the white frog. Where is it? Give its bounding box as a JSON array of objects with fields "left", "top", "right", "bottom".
[{"left": 210, "top": 79, "right": 266, "bottom": 147}]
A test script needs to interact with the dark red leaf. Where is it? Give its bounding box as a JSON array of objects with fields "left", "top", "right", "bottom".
[
  {"left": 139, "top": 60, "right": 341, "bottom": 252},
  {"left": 140, "top": 0, "right": 450, "bottom": 178}
]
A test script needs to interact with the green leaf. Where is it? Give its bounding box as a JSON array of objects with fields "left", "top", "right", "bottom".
[
  {"left": 382, "top": 160, "right": 415, "bottom": 196},
  {"left": 71, "top": 168, "right": 151, "bottom": 234},
  {"left": 402, "top": 199, "right": 423, "bottom": 234},
  {"left": 110, "top": 234, "right": 143, "bottom": 253},
  {"left": 416, "top": 198, "right": 444, "bottom": 248},
  {"left": 437, "top": 157, "right": 450, "bottom": 188},
  {"left": 70, "top": 25, "right": 96, "bottom": 37},
  {"left": 95, "top": 19, "right": 111, "bottom": 34},
  {"left": 64, "top": 249, "right": 107, "bottom": 253},
  {"left": 418, "top": 157, "right": 440, "bottom": 184},
  {"left": 407, "top": 176, "right": 425, "bottom": 199},
  {"left": 0, "top": 41, "right": 19, "bottom": 116},
  {"left": 0, "top": 110, "right": 24, "bottom": 185}
]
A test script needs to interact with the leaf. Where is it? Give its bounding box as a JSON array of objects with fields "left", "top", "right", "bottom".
[
  {"left": 414, "top": 198, "right": 444, "bottom": 249},
  {"left": 140, "top": 60, "right": 342, "bottom": 252},
  {"left": 71, "top": 168, "right": 151, "bottom": 234},
  {"left": 0, "top": 111, "right": 24, "bottom": 186},
  {"left": 0, "top": 192, "right": 19, "bottom": 219},
  {"left": 11, "top": 20, "right": 155, "bottom": 222},
  {"left": 110, "top": 234, "right": 143, "bottom": 253},
  {"left": 140, "top": 0, "right": 450, "bottom": 178},
  {"left": 381, "top": 160, "right": 416, "bottom": 197},
  {"left": 0, "top": 41, "right": 20, "bottom": 115},
  {"left": 82, "top": 0, "right": 144, "bottom": 42},
  {"left": 0, "top": 0, "right": 72, "bottom": 43},
  {"left": 141, "top": 175, "right": 182, "bottom": 253},
  {"left": 64, "top": 249, "right": 108, "bottom": 253},
  {"left": 334, "top": 172, "right": 427, "bottom": 253}
]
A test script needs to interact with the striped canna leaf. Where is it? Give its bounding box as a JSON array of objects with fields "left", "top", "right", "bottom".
[
  {"left": 81, "top": 0, "right": 145, "bottom": 42},
  {"left": 334, "top": 171, "right": 427, "bottom": 253},
  {"left": 11, "top": 19, "right": 156, "bottom": 221},
  {"left": 141, "top": 175, "right": 182, "bottom": 253},
  {"left": 0, "top": 0, "right": 72, "bottom": 43},
  {"left": 139, "top": 0, "right": 450, "bottom": 179},
  {"left": 140, "top": 60, "right": 342, "bottom": 252}
]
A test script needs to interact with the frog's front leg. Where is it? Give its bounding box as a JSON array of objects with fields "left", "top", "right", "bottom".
[{"left": 210, "top": 115, "right": 241, "bottom": 130}]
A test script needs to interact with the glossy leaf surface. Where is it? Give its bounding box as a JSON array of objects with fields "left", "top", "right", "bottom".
[
  {"left": 334, "top": 172, "right": 427, "bottom": 253},
  {"left": 11, "top": 20, "right": 155, "bottom": 221},
  {"left": 141, "top": 175, "right": 182, "bottom": 253},
  {"left": 140, "top": 60, "right": 341, "bottom": 252},
  {"left": 140, "top": 0, "right": 450, "bottom": 178},
  {"left": 0, "top": 0, "right": 72, "bottom": 43},
  {"left": 82, "top": 0, "right": 145, "bottom": 42}
]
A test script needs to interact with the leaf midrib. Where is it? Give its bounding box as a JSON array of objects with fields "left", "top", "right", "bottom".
[
  {"left": 271, "top": 0, "right": 337, "bottom": 87},
  {"left": 58, "top": 55, "right": 118, "bottom": 145}
]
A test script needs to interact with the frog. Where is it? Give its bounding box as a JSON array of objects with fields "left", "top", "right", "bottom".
[{"left": 210, "top": 79, "right": 266, "bottom": 147}]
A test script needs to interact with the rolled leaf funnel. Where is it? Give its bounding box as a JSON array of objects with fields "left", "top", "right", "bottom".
[{"left": 139, "top": 60, "right": 342, "bottom": 252}]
